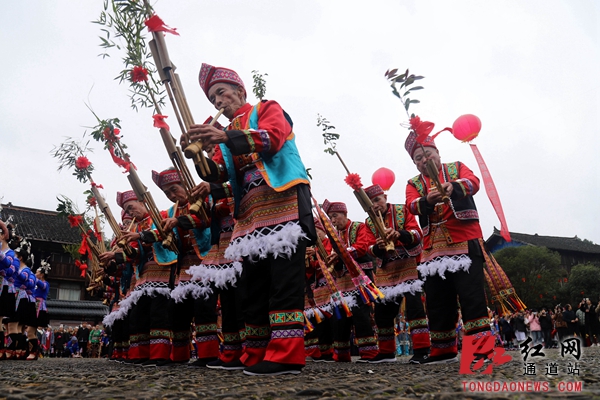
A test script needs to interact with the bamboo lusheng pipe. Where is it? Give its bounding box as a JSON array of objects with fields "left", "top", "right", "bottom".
[
  {"left": 156, "top": 127, "right": 209, "bottom": 224},
  {"left": 147, "top": 35, "right": 212, "bottom": 176},
  {"left": 314, "top": 235, "right": 336, "bottom": 274},
  {"left": 143, "top": 40, "right": 211, "bottom": 218},
  {"left": 183, "top": 107, "right": 224, "bottom": 159},
  {"left": 127, "top": 164, "right": 179, "bottom": 254},
  {"left": 116, "top": 219, "right": 136, "bottom": 258},
  {"left": 91, "top": 185, "right": 134, "bottom": 257},
  {"left": 418, "top": 143, "right": 450, "bottom": 205},
  {"left": 334, "top": 152, "right": 395, "bottom": 252}
]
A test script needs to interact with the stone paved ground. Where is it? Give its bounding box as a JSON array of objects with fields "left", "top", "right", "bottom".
[{"left": 0, "top": 348, "right": 599, "bottom": 400}]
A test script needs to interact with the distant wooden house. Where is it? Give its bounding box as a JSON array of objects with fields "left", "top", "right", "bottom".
[
  {"left": 486, "top": 228, "right": 600, "bottom": 273},
  {"left": 1, "top": 203, "right": 108, "bottom": 325}
]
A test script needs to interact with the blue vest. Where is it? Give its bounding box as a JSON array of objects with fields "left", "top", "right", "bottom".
[{"left": 220, "top": 104, "right": 309, "bottom": 217}]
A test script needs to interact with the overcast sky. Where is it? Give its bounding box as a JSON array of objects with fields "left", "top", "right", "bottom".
[{"left": 1, "top": 0, "right": 599, "bottom": 245}]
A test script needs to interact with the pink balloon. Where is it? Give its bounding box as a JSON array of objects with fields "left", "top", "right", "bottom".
[
  {"left": 372, "top": 167, "right": 395, "bottom": 191},
  {"left": 452, "top": 114, "right": 481, "bottom": 142}
]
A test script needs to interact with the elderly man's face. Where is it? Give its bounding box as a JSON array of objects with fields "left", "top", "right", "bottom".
[
  {"left": 412, "top": 146, "right": 441, "bottom": 177},
  {"left": 123, "top": 200, "right": 147, "bottom": 222},
  {"left": 162, "top": 183, "right": 188, "bottom": 205},
  {"left": 371, "top": 194, "right": 388, "bottom": 215},
  {"left": 328, "top": 212, "right": 348, "bottom": 231},
  {"left": 208, "top": 83, "right": 246, "bottom": 119}
]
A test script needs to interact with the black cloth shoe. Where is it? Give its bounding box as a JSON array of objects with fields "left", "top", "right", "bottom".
[
  {"left": 132, "top": 358, "right": 149, "bottom": 365},
  {"left": 367, "top": 353, "right": 396, "bottom": 363},
  {"left": 243, "top": 361, "right": 303, "bottom": 376},
  {"left": 155, "top": 359, "right": 173, "bottom": 367},
  {"left": 220, "top": 359, "right": 246, "bottom": 371},
  {"left": 355, "top": 357, "right": 373, "bottom": 363},
  {"left": 206, "top": 359, "right": 226, "bottom": 370},
  {"left": 190, "top": 358, "right": 218, "bottom": 368},
  {"left": 408, "top": 353, "right": 428, "bottom": 364},
  {"left": 419, "top": 353, "right": 459, "bottom": 365},
  {"left": 313, "top": 354, "right": 335, "bottom": 363}
]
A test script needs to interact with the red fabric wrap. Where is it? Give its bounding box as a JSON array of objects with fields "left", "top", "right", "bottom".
[{"left": 264, "top": 336, "right": 306, "bottom": 365}]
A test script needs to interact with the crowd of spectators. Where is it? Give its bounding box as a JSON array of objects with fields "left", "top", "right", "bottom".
[
  {"left": 489, "top": 298, "right": 600, "bottom": 350},
  {"left": 36, "top": 323, "right": 110, "bottom": 358}
]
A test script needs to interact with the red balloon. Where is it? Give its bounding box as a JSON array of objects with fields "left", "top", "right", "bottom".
[
  {"left": 452, "top": 114, "right": 481, "bottom": 142},
  {"left": 371, "top": 167, "right": 395, "bottom": 191}
]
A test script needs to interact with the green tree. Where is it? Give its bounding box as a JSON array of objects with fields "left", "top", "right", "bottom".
[
  {"left": 564, "top": 263, "right": 600, "bottom": 304},
  {"left": 494, "top": 245, "right": 565, "bottom": 309}
]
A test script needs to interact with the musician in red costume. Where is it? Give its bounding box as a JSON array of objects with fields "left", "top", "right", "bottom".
[
  {"left": 363, "top": 184, "right": 431, "bottom": 363},
  {"left": 152, "top": 168, "right": 217, "bottom": 366},
  {"left": 186, "top": 63, "right": 316, "bottom": 376},
  {"left": 105, "top": 190, "right": 177, "bottom": 366},
  {"left": 322, "top": 200, "right": 378, "bottom": 363},
  {"left": 404, "top": 132, "right": 490, "bottom": 364}
]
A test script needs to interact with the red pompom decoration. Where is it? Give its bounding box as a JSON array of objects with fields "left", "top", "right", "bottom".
[
  {"left": 75, "top": 156, "right": 92, "bottom": 170},
  {"left": 67, "top": 215, "right": 84, "bottom": 228},
  {"left": 131, "top": 66, "right": 149, "bottom": 83},
  {"left": 452, "top": 114, "right": 481, "bottom": 142},
  {"left": 344, "top": 173, "right": 363, "bottom": 191},
  {"left": 372, "top": 167, "right": 395, "bottom": 191}
]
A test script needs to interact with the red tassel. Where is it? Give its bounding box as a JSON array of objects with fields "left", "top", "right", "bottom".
[{"left": 144, "top": 14, "right": 179, "bottom": 36}]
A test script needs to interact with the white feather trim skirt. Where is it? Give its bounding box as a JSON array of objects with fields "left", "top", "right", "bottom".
[
  {"left": 378, "top": 279, "right": 425, "bottom": 303},
  {"left": 170, "top": 280, "right": 213, "bottom": 303},
  {"left": 225, "top": 221, "right": 307, "bottom": 262},
  {"left": 186, "top": 261, "right": 243, "bottom": 290},
  {"left": 417, "top": 254, "right": 472, "bottom": 280},
  {"left": 102, "top": 285, "right": 170, "bottom": 326}
]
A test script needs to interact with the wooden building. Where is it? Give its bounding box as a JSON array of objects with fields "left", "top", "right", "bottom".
[
  {"left": 486, "top": 228, "right": 600, "bottom": 273},
  {"left": 1, "top": 203, "right": 108, "bottom": 325}
]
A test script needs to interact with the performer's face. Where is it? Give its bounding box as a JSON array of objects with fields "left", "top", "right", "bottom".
[
  {"left": 208, "top": 83, "right": 246, "bottom": 119},
  {"left": 328, "top": 212, "right": 348, "bottom": 230},
  {"left": 370, "top": 194, "right": 387, "bottom": 214},
  {"left": 162, "top": 183, "right": 188, "bottom": 205},
  {"left": 123, "top": 200, "right": 147, "bottom": 221},
  {"left": 412, "top": 146, "right": 441, "bottom": 176}
]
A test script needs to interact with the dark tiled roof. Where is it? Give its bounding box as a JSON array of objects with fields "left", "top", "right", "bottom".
[
  {"left": 1, "top": 203, "right": 80, "bottom": 244},
  {"left": 47, "top": 299, "right": 108, "bottom": 318},
  {"left": 489, "top": 228, "right": 600, "bottom": 254}
]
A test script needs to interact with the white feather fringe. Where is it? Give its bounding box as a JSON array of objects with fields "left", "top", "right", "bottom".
[
  {"left": 101, "top": 286, "right": 171, "bottom": 327},
  {"left": 170, "top": 282, "right": 213, "bottom": 303},
  {"left": 225, "top": 222, "right": 307, "bottom": 262},
  {"left": 417, "top": 254, "right": 472, "bottom": 280},
  {"left": 185, "top": 261, "right": 243, "bottom": 289},
  {"left": 379, "top": 279, "right": 424, "bottom": 303}
]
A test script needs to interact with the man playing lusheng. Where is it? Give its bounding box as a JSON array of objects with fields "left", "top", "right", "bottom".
[
  {"left": 404, "top": 130, "right": 491, "bottom": 364},
  {"left": 363, "top": 184, "right": 431, "bottom": 364},
  {"left": 186, "top": 63, "right": 316, "bottom": 376}
]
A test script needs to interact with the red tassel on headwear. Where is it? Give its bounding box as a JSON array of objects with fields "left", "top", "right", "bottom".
[
  {"left": 344, "top": 173, "right": 363, "bottom": 191},
  {"left": 410, "top": 116, "right": 434, "bottom": 144},
  {"left": 144, "top": 15, "right": 179, "bottom": 36}
]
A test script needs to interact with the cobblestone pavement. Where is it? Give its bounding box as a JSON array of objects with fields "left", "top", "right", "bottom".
[{"left": 0, "top": 348, "right": 598, "bottom": 400}]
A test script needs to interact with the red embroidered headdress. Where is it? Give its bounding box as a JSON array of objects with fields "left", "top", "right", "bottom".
[
  {"left": 116, "top": 190, "right": 137, "bottom": 209},
  {"left": 364, "top": 184, "right": 384, "bottom": 200},
  {"left": 198, "top": 63, "right": 245, "bottom": 98},
  {"left": 322, "top": 200, "right": 347, "bottom": 215},
  {"left": 152, "top": 168, "right": 182, "bottom": 190}
]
